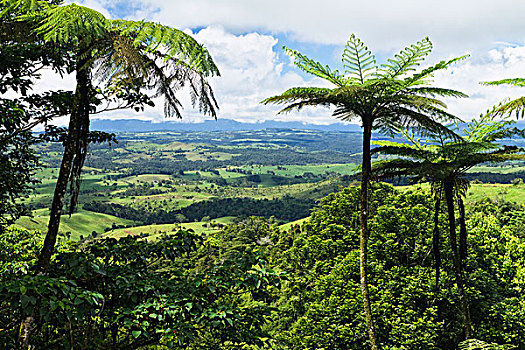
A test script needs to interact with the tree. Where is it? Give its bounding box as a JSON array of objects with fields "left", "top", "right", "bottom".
[
  {"left": 2, "top": 0, "right": 220, "bottom": 274},
  {"left": 3, "top": 1, "right": 219, "bottom": 346},
  {"left": 262, "top": 34, "right": 466, "bottom": 349},
  {"left": 370, "top": 112, "right": 525, "bottom": 339}
]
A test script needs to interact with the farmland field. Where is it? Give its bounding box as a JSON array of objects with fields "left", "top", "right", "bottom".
[{"left": 16, "top": 128, "right": 525, "bottom": 239}]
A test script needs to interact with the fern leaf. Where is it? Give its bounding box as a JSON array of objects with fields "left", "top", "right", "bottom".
[
  {"left": 283, "top": 47, "right": 345, "bottom": 86},
  {"left": 481, "top": 78, "right": 525, "bottom": 87},
  {"left": 37, "top": 4, "right": 108, "bottom": 46},
  {"left": 342, "top": 34, "right": 376, "bottom": 83},
  {"left": 378, "top": 37, "right": 432, "bottom": 79},
  {"left": 111, "top": 20, "right": 219, "bottom": 78},
  {"left": 490, "top": 97, "right": 525, "bottom": 119},
  {"left": 407, "top": 87, "right": 468, "bottom": 99},
  {"left": 407, "top": 55, "right": 469, "bottom": 86},
  {"left": 262, "top": 87, "right": 333, "bottom": 114}
]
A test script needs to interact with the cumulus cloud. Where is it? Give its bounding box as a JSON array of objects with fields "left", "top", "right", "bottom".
[
  {"left": 91, "top": 26, "right": 335, "bottom": 124},
  {"left": 89, "top": 0, "right": 525, "bottom": 56},
  {"left": 8, "top": 0, "right": 525, "bottom": 126},
  {"left": 434, "top": 45, "right": 525, "bottom": 120}
]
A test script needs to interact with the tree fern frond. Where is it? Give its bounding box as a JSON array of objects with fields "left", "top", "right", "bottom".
[
  {"left": 385, "top": 106, "right": 462, "bottom": 140},
  {"left": 111, "top": 20, "right": 220, "bottom": 78},
  {"left": 283, "top": 46, "right": 346, "bottom": 86},
  {"left": 261, "top": 87, "right": 331, "bottom": 114},
  {"left": 406, "top": 55, "right": 469, "bottom": 86},
  {"left": 464, "top": 112, "right": 524, "bottom": 142},
  {"left": 407, "top": 87, "right": 468, "bottom": 99},
  {"left": 378, "top": 37, "right": 432, "bottom": 79},
  {"left": 490, "top": 97, "right": 525, "bottom": 119},
  {"left": 370, "top": 158, "right": 423, "bottom": 180},
  {"left": 372, "top": 144, "right": 436, "bottom": 159},
  {"left": 481, "top": 78, "right": 525, "bottom": 87},
  {"left": 342, "top": 34, "right": 376, "bottom": 83},
  {"left": 262, "top": 87, "right": 332, "bottom": 105},
  {"left": 37, "top": 3, "right": 108, "bottom": 46}
]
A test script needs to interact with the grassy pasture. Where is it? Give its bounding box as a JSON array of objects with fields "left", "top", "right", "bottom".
[
  {"left": 468, "top": 165, "right": 525, "bottom": 174},
  {"left": 279, "top": 217, "right": 309, "bottom": 231},
  {"left": 403, "top": 183, "right": 525, "bottom": 204},
  {"left": 14, "top": 209, "right": 136, "bottom": 240},
  {"left": 236, "top": 163, "right": 357, "bottom": 177},
  {"left": 104, "top": 216, "right": 236, "bottom": 239}
]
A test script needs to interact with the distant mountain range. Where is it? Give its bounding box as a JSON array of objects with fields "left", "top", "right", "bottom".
[
  {"left": 90, "top": 118, "right": 363, "bottom": 133},
  {"left": 90, "top": 118, "right": 525, "bottom": 136}
]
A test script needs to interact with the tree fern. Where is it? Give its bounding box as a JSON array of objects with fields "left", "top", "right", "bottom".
[
  {"left": 263, "top": 33, "right": 466, "bottom": 350},
  {"left": 12, "top": 1, "right": 220, "bottom": 280},
  {"left": 370, "top": 114, "right": 524, "bottom": 340}
]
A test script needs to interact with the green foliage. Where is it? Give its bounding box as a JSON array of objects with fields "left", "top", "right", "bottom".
[
  {"left": 272, "top": 185, "right": 450, "bottom": 349},
  {"left": 459, "top": 339, "right": 517, "bottom": 350},
  {"left": 342, "top": 34, "right": 376, "bottom": 83},
  {"left": 268, "top": 185, "right": 525, "bottom": 349},
  {"left": 0, "top": 227, "right": 281, "bottom": 349}
]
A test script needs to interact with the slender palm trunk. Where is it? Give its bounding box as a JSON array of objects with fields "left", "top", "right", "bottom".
[
  {"left": 432, "top": 196, "right": 441, "bottom": 291},
  {"left": 443, "top": 182, "right": 472, "bottom": 339},
  {"left": 360, "top": 119, "right": 378, "bottom": 350},
  {"left": 458, "top": 197, "right": 467, "bottom": 269}
]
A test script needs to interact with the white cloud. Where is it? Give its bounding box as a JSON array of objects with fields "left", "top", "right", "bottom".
[
  {"left": 188, "top": 26, "right": 327, "bottom": 122},
  {"left": 435, "top": 45, "right": 525, "bottom": 120},
  {"left": 7, "top": 1, "right": 525, "bottom": 127},
  {"left": 103, "top": 0, "right": 525, "bottom": 56},
  {"left": 94, "top": 26, "right": 335, "bottom": 124}
]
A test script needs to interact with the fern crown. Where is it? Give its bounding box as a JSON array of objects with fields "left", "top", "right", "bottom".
[{"left": 263, "top": 33, "right": 468, "bottom": 138}]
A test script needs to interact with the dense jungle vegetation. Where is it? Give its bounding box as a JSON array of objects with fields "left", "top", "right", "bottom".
[{"left": 1, "top": 0, "right": 525, "bottom": 349}]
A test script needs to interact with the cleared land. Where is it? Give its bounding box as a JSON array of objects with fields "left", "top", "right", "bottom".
[{"left": 15, "top": 129, "right": 525, "bottom": 239}]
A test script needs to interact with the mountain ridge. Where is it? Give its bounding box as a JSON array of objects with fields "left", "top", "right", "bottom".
[{"left": 90, "top": 118, "right": 363, "bottom": 133}]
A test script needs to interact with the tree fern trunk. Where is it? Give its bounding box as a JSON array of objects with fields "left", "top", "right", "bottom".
[
  {"left": 458, "top": 197, "right": 467, "bottom": 268},
  {"left": 444, "top": 182, "right": 472, "bottom": 339},
  {"left": 36, "top": 57, "right": 90, "bottom": 274},
  {"left": 360, "top": 118, "right": 378, "bottom": 350},
  {"left": 433, "top": 196, "right": 441, "bottom": 291},
  {"left": 18, "top": 57, "right": 90, "bottom": 349}
]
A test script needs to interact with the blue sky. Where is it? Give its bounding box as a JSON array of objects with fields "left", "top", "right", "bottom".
[{"left": 38, "top": 0, "right": 525, "bottom": 125}]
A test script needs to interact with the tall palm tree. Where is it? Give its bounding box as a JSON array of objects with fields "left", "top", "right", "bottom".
[
  {"left": 12, "top": 2, "right": 220, "bottom": 274},
  {"left": 263, "top": 34, "right": 466, "bottom": 349},
  {"left": 370, "top": 113, "right": 525, "bottom": 339}
]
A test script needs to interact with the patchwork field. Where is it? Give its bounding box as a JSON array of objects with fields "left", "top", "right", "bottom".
[{"left": 15, "top": 129, "right": 525, "bottom": 240}]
